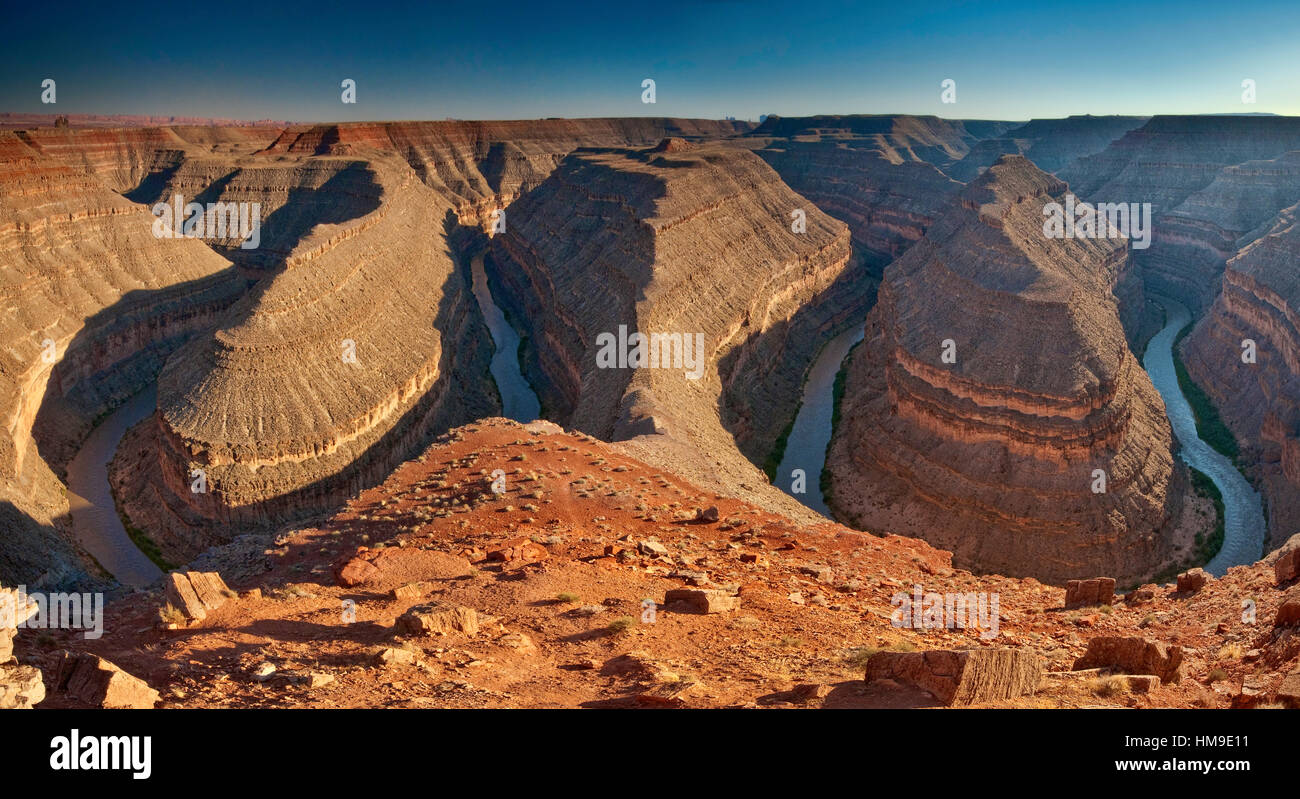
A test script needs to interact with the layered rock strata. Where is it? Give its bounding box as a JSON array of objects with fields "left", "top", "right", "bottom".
[
  {"left": 826, "top": 156, "right": 1192, "bottom": 584},
  {"left": 490, "top": 140, "right": 855, "bottom": 519},
  {"left": 1183, "top": 204, "right": 1300, "bottom": 549},
  {"left": 0, "top": 131, "right": 245, "bottom": 587},
  {"left": 1142, "top": 152, "right": 1300, "bottom": 313},
  {"left": 112, "top": 151, "right": 498, "bottom": 561}
]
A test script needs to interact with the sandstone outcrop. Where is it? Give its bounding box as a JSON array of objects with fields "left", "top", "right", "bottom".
[
  {"left": 826, "top": 156, "right": 1193, "bottom": 584},
  {"left": 863, "top": 648, "right": 1042, "bottom": 706},
  {"left": 489, "top": 140, "right": 855, "bottom": 520},
  {"left": 1182, "top": 204, "right": 1300, "bottom": 548}
]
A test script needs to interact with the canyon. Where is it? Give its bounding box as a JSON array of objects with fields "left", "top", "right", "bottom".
[
  {"left": 825, "top": 155, "right": 1192, "bottom": 585},
  {"left": 4, "top": 113, "right": 1300, "bottom": 711}
]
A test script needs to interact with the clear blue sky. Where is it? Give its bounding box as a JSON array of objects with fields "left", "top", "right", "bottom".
[{"left": 3, "top": 0, "right": 1299, "bottom": 121}]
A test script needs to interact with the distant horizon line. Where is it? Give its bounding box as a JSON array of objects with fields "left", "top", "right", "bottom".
[{"left": 1, "top": 110, "right": 1293, "bottom": 129}]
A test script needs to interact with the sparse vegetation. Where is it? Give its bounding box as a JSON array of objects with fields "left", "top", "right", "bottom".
[
  {"left": 158, "top": 603, "right": 185, "bottom": 625},
  {"left": 1172, "top": 322, "right": 1241, "bottom": 466},
  {"left": 555, "top": 592, "right": 580, "bottom": 604},
  {"left": 1087, "top": 675, "right": 1130, "bottom": 698},
  {"left": 606, "top": 616, "right": 636, "bottom": 635}
]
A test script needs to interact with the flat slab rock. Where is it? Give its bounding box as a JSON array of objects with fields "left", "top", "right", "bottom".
[
  {"left": 1072, "top": 636, "right": 1184, "bottom": 683},
  {"left": 864, "top": 648, "right": 1043, "bottom": 706}
]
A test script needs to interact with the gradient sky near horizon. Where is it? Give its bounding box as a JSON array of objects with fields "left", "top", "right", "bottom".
[{"left": 4, "top": 0, "right": 1300, "bottom": 122}]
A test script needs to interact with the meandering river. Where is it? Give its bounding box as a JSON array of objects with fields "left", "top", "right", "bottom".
[
  {"left": 471, "top": 252, "right": 541, "bottom": 423},
  {"left": 65, "top": 385, "right": 163, "bottom": 587},
  {"left": 775, "top": 323, "right": 865, "bottom": 516},
  {"left": 1142, "top": 295, "right": 1266, "bottom": 575}
]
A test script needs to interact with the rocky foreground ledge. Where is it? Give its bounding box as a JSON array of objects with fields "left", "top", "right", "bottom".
[{"left": 8, "top": 419, "right": 1300, "bottom": 709}]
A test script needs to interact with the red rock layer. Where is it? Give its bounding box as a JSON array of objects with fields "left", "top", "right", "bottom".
[{"left": 827, "top": 156, "right": 1191, "bottom": 585}]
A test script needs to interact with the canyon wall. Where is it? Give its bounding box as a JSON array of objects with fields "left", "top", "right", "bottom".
[
  {"left": 1141, "top": 152, "right": 1300, "bottom": 313},
  {"left": 945, "top": 115, "right": 1146, "bottom": 182},
  {"left": 1183, "top": 204, "right": 1300, "bottom": 550},
  {"left": 826, "top": 155, "right": 1193, "bottom": 584},
  {"left": 1060, "top": 116, "right": 1300, "bottom": 311},
  {"left": 111, "top": 152, "right": 499, "bottom": 561},
  {"left": 0, "top": 131, "right": 247, "bottom": 588},
  {"left": 489, "top": 139, "right": 856, "bottom": 520}
]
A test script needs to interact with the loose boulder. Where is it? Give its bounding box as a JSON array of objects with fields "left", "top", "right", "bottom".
[
  {"left": 1275, "top": 585, "right": 1300, "bottom": 627},
  {"left": 1274, "top": 534, "right": 1300, "bottom": 584},
  {"left": 164, "top": 571, "right": 233, "bottom": 621},
  {"left": 1072, "top": 636, "right": 1184, "bottom": 683},
  {"left": 664, "top": 588, "right": 739, "bottom": 614},
  {"left": 53, "top": 651, "right": 160, "bottom": 709},
  {"left": 395, "top": 602, "right": 479, "bottom": 636},
  {"left": 1176, "top": 568, "right": 1210, "bottom": 594},
  {"left": 1064, "top": 577, "right": 1115, "bottom": 608},
  {"left": 864, "top": 648, "right": 1042, "bottom": 706}
]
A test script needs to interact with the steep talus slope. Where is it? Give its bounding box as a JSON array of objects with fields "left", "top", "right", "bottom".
[
  {"left": 742, "top": 116, "right": 979, "bottom": 268},
  {"left": 489, "top": 140, "right": 855, "bottom": 521},
  {"left": 945, "top": 115, "right": 1146, "bottom": 182},
  {"left": 0, "top": 131, "right": 246, "bottom": 588},
  {"left": 826, "top": 156, "right": 1195, "bottom": 585},
  {"left": 754, "top": 140, "right": 961, "bottom": 264},
  {"left": 111, "top": 153, "right": 498, "bottom": 561},
  {"left": 1183, "top": 205, "right": 1300, "bottom": 548},
  {"left": 124, "top": 156, "right": 385, "bottom": 270},
  {"left": 264, "top": 119, "right": 750, "bottom": 225}
]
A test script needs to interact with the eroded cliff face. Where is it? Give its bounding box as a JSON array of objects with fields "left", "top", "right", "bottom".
[
  {"left": 754, "top": 140, "right": 961, "bottom": 265},
  {"left": 263, "top": 119, "right": 750, "bottom": 225},
  {"left": 826, "top": 156, "right": 1192, "bottom": 585},
  {"left": 1142, "top": 152, "right": 1300, "bottom": 313},
  {"left": 1060, "top": 116, "right": 1300, "bottom": 311},
  {"left": 1183, "top": 204, "right": 1300, "bottom": 549},
  {"left": 111, "top": 152, "right": 499, "bottom": 561},
  {"left": 489, "top": 140, "right": 855, "bottom": 520},
  {"left": 0, "top": 131, "right": 246, "bottom": 588},
  {"left": 749, "top": 115, "right": 978, "bottom": 165}
]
